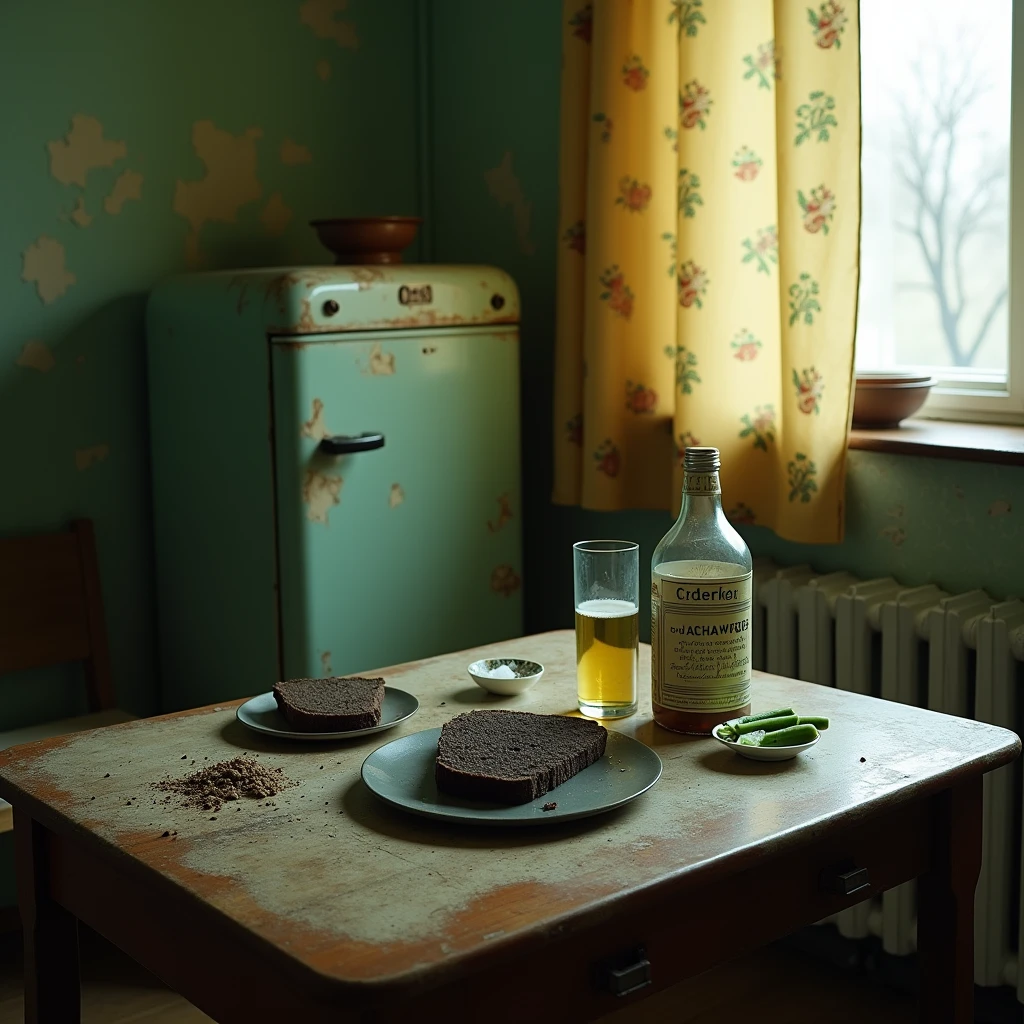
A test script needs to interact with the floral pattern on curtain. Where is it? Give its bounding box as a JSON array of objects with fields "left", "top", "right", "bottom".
[{"left": 552, "top": 0, "right": 860, "bottom": 543}]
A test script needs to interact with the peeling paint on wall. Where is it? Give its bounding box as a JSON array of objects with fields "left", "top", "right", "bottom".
[
  {"left": 880, "top": 503, "right": 906, "bottom": 547},
  {"left": 487, "top": 493, "right": 513, "bottom": 532},
  {"left": 70, "top": 197, "right": 93, "bottom": 227},
  {"left": 880, "top": 525, "right": 906, "bottom": 547},
  {"left": 21, "top": 236, "right": 75, "bottom": 303},
  {"left": 484, "top": 151, "right": 535, "bottom": 256},
  {"left": 0, "top": 0, "right": 426, "bottom": 735},
  {"left": 75, "top": 444, "right": 110, "bottom": 471},
  {"left": 261, "top": 192, "right": 292, "bottom": 236},
  {"left": 300, "top": 0, "right": 359, "bottom": 49},
  {"left": 490, "top": 564, "right": 521, "bottom": 597},
  {"left": 989, "top": 500, "right": 1012, "bottom": 517},
  {"left": 389, "top": 483, "right": 404, "bottom": 508},
  {"left": 280, "top": 139, "right": 313, "bottom": 165},
  {"left": 104, "top": 169, "right": 143, "bottom": 214},
  {"left": 48, "top": 115, "right": 126, "bottom": 187},
  {"left": 303, "top": 470, "right": 342, "bottom": 524},
  {"left": 301, "top": 398, "right": 329, "bottom": 441},
  {"left": 15, "top": 340, "right": 55, "bottom": 373},
  {"left": 173, "top": 121, "right": 263, "bottom": 266}
]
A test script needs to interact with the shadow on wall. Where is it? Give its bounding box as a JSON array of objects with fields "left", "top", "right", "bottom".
[{"left": 4, "top": 295, "right": 156, "bottom": 725}]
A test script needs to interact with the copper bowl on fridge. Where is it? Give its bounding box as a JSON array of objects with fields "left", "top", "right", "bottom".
[
  {"left": 852, "top": 373, "right": 937, "bottom": 428},
  {"left": 309, "top": 216, "right": 422, "bottom": 265}
]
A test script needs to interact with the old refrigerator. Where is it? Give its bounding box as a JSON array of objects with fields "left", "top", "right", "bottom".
[{"left": 147, "top": 266, "right": 523, "bottom": 711}]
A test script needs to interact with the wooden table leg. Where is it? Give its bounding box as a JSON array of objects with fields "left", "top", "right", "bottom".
[
  {"left": 917, "top": 777, "right": 983, "bottom": 1024},
  {"left": 14, "top": 811, "right": 81, "bottom": 1023}
]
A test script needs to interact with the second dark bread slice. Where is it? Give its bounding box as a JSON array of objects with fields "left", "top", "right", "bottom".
[
  {"left": 273, "top": 676, "right": 385, "bottom": 732},
  {"left": 435, "top": 710, "right": 607, "bottom": 805}
]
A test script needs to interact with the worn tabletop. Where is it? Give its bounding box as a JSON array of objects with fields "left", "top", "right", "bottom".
[{"left": 0, "top": 630, "right": 1017, "bottom": 1004}]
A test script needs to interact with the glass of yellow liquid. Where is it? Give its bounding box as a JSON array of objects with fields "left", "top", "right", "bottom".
[{"left": 573, "top": 540, "right": 639, "bottom": 719}]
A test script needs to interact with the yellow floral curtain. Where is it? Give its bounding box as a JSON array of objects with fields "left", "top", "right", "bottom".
[{"left": 553, "top": 0, "right": 860, "bottom": 543}]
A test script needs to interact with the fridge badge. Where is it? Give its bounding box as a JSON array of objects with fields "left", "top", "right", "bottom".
[{"left": 398, "top": 284, "right": 433, "bottom": 306}]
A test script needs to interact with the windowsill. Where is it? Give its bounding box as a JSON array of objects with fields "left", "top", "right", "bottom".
[{"left": 849, "top": 420, "right": 1024, "bottom": 467}]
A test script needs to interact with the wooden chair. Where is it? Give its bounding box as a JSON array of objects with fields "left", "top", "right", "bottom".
[{"left": 0, "top": 520, "right": 133, "bottom": 832}]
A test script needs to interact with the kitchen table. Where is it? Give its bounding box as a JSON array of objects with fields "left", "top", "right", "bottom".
[{"left": 0, "top": 631, "right": 1017, "bottom": 1023}]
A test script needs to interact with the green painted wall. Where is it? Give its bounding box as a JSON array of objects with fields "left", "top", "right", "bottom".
[
  {"left": 741, "top": 450, "right": 1024, "bottom": 599},
  {"left": 428, "top": 0, "right": 1024, "bottom": 639},
  {"left": 1, "top": 0, "right": 421, "bottom": 725}
]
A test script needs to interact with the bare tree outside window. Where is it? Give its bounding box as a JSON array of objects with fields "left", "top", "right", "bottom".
[
  {"left": 896, "top": 55, "right": 1008, "bottom": 367},
  {"left": 857, "top": 0, "right": 1011, "bottom": 376}
]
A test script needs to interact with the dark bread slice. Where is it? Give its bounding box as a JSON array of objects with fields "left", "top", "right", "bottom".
[
  {"left": 435, "top": 710, "right": 607, "bottom": 805},
  {"left": 273, "top": 676, "right": 385, "bottom": 732}
]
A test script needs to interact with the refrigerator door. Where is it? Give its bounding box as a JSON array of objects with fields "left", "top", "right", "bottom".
[{"left": 271, "top": 327, "right": 522, "bottom": 679}]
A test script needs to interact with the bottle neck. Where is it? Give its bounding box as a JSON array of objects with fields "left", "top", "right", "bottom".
[{"left": 680, "top": 470, "right": 723, "bottom": 520}]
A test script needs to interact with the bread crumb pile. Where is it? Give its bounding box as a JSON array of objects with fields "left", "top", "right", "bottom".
[{"left": 153, "top": 756, "right": 293, "bottom": 812}]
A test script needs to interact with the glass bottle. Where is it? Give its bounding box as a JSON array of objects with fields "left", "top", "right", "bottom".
[{"left": 651, "top": 447, "right": 753, "bottom": 734}]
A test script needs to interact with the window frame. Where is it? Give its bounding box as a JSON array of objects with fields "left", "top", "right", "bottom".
[{"left": 860, "top": 0, "right": 1024, "bottom": 425}]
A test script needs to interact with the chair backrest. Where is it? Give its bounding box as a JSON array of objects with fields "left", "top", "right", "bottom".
[{"left": 0, "top": 519, "right": 114, "bottom": 711}]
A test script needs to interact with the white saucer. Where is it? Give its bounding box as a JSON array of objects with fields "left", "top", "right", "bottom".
[
  {"left": 711, "top": 723, "right": 819, "bottom": 762},
  {"left": 467, "top": 658, "right": 544, "bottom": 696}
]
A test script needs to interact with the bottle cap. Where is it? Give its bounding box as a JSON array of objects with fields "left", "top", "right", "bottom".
[{"left": 683, "top": 446, "right": 720, "bottom": 473}]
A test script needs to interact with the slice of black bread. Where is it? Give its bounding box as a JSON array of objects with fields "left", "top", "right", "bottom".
[
  {"left": 273, "top": 676, "right": 385, "bottom": 731},
  {"left": 435, "top": 710, "right": 607, "bottom": 805}
]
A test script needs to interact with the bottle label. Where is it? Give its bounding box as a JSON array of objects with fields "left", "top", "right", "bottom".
[{"left": 651, "top": 565, "right": 752, "bottom": 712}]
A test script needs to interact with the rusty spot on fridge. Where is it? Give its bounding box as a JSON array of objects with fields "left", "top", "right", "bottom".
[
  {"left": 296, "top": 298, "right": 316, "bottom": 333},
  {"left": 301, "top": 399, "right": 329, "bottom": 441},
  {"left": 302, "top": 470, "right": 342, "bottom": 525},
  {"left": 366, "top": 343, "right": 395, "bottom": 375}
]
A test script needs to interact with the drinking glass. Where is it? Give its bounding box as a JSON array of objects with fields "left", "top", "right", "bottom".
[{"left": 573, "top": 540, "right": 639, "bottom": 719}]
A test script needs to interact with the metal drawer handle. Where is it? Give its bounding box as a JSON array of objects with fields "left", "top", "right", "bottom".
[
  {"left": 595, "top": 945, "right": 651, "bottom": 998},
  {"left": 608, "top": 958, "right": 652, "bottom": 997},
  {"left": 821, "top": 865, "right": 871, "bottom": 896},
  {"left": 318, "top": 433, "right": 385, "bottom": 455}
]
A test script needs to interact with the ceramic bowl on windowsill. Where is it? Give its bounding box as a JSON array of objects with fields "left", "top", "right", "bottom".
[{"left": 852, "top": 373, "right": 937, "bottom": 429}]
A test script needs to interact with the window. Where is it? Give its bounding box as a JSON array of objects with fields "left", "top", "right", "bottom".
[{"left": 857, "top": 0, "right": 1023, "bottom": 423}]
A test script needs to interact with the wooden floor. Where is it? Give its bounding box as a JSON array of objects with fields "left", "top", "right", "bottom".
[
  {"left": 0, "top": 928, "right": 210, "bottom": 1024},
  {"left": 0, "top": 927, "right": 915, "bottom": 1023}
]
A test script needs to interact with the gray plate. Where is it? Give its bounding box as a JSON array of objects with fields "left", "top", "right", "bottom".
[
  {"left": 361, "top": 726, "right": 662, "bottom": 826},
  {"left": 236, "top": 687, "right": 418, "bottom": 741}
]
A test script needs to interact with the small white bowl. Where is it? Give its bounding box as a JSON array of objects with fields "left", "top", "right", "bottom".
[
  {"left": 711, "top": 723, "right": 819, "bottom": 762},
  {"left": 467, "top": 658, "right": 544, "bottom": 696}
]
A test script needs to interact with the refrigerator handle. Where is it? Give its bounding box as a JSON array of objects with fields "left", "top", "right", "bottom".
[{"left": 318, "top": 433, "right": 386, "bottom": 455}]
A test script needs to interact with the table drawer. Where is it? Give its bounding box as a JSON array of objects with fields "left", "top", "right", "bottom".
[{"left": 396, "top": 798, "right": 930, "bottom": 1023}]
